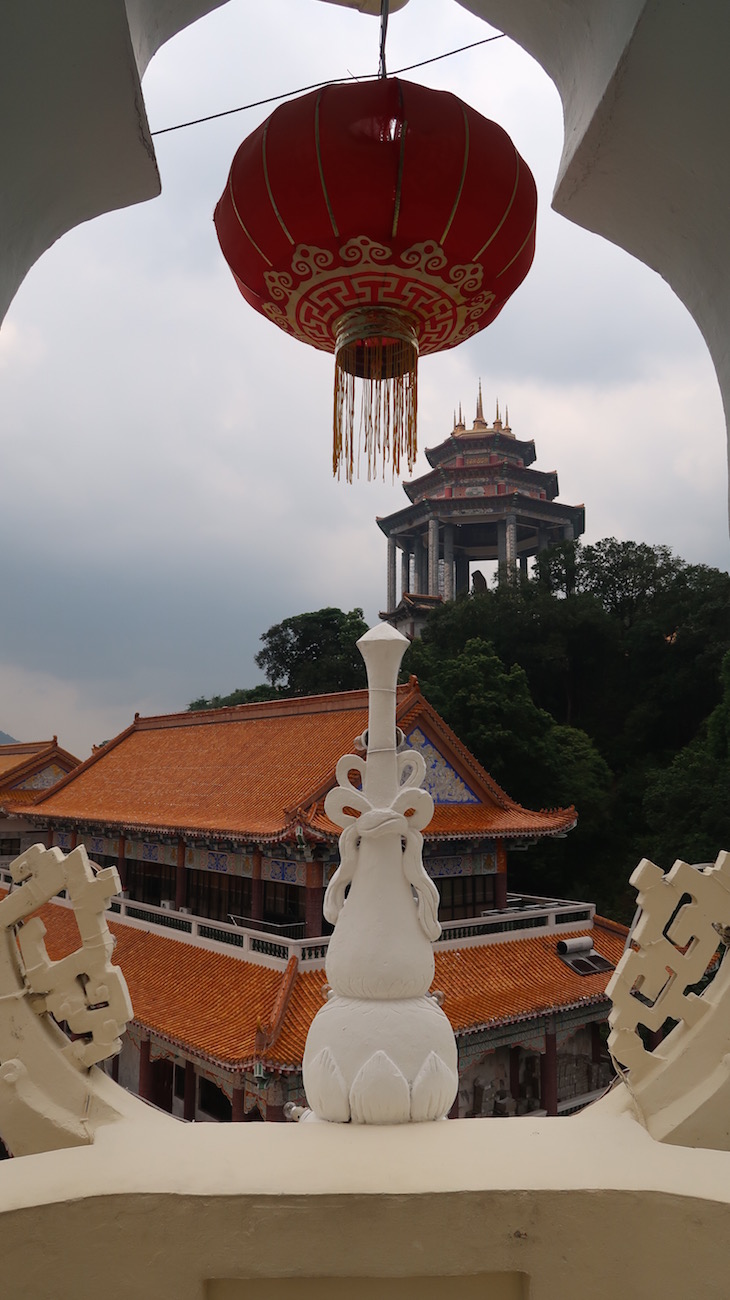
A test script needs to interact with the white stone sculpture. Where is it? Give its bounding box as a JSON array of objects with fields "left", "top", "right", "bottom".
[
  {"left": 603, "top": 850, "right": 730, "bottom": 1148},
  {"left": 302, "top": 623, "right": 458, "bottom": 1123},
  {"left": 0, "top": 842, "right": 169, "bottom": 1155}
]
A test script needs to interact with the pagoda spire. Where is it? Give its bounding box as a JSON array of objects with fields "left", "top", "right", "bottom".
[
  {"left": 495, "top": 397, "right": 500, "bottom": 424},
  {"left": 476, "top": 380, "right": 484, "bottom": 423}
]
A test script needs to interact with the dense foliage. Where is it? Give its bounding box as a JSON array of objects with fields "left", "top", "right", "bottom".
[
  {"left": 406, "top": 540, "right": 730, "bottom": 917},
  {"left": 188, "top": 543, "right": 730, "bottom": 920}
]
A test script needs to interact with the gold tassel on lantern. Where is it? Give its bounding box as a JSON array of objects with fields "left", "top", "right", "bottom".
[{"left": 333, "top": 307, "right": 418, "bottom": 482}]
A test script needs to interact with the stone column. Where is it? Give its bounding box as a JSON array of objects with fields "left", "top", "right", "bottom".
[
  {"left": 509, "top": 1045, "right": 521, "bottom": 1101},
  {"left": 495, "top": 842, "right": 508, "bottom": 909},
  {"left": 175, "top": 837, "right": 187, "bottom": 911},
  {"left": 183, "top": 1060, "right": 196, "bottom": 1121},
  {"left": 232, "top": 1084, "right": 246, "bottom": 1123},
  {"left": 562, "top": 521, "right": 575, "bottom": 542},
  {"left": 305, "top": 859, "right": 324, "bottom": 938},
  {"left": 117, "top": 833, "right": 127, "bottom": 891},
  {"left": 428, "top": 517, "right": 440, "bottom": 595},
  {"left": 497, "top": 519, "right": 507, "bottom": 580},
  {"left": 138, "top": 1038, "right": 153, "bottom": 1103},
  {"left": 386, "top": 536, "right": 397, "bottom": 612},
  {"left": 251, "top": 848, "right": 263, "bottom": 924},
  {"left": 413, "top": 536, "right": 425, "bottom": 593},
  {"left": 400, "top": 546, "right": 410, "bottom": 598},
  {"left": 540, "top": 1026, "right": 558, "bottom": 1116},
  {"left": 537, "top": 525, "right": 550, "bottom": 553},
  {"left": 505, "top": 513, "right": 517, "bottom": 581},
  {"left": 519, "top": 554, "right": 528, "bottom": 577},
  {"left": 455, "top": 552, "right": 469, "bottom": 596},
  {"left": 443, "top": 524, "right": 454, "bottom": 601}
]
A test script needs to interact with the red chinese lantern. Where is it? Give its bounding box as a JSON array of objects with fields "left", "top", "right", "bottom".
[{"left": 214, "top": 78, "right": 536, "bottom": 481}]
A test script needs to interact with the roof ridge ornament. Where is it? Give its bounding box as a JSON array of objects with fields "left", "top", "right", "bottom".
[{"left": 301, "top": 623, "right": 458, "bottom": 1123}]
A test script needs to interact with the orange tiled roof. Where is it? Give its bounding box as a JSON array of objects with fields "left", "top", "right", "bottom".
[
  {"left": 0, "top": 789, "right": 43, "bottom": 806},
  {"left": 0, "top": 739, "right": 80, "bottom": 802},
  {"left": 26, "top": 897, "right": 282, "bottom": 1068},
  {"left": 272, "top": 917, "right": 627, "bottom": 1068},
  {"left": 17, "top": 896, "right": 627, "bottom": 1072},
  {"left": 16, "top": 683, "right": 575, "bottom": 843},
  {"left": 0, "top": 742, "right": 54, "bottom": 776}
]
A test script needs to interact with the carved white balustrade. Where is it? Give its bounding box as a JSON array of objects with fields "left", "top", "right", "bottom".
[
  {"left": 601, "top": 850, "right": 730, "bottom": 1148},
  {"left": 0, "top": 842, "right": 172, "bottom": 1155}
]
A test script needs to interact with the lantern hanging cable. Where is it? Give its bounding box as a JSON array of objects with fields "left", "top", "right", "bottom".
[
  {"left": 150, "top": 33, "right": 505, "bottom": 137},
  {"left": 379, "top": 0, "right": 390, "bottom": 79}
]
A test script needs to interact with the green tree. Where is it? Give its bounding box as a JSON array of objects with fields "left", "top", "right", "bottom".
[
  {"left": 255, "top": 607, "right": 368, "bottom": 696},
  {"left": 576, "top": 538, "right": 682, "bottom": 626},
  {"left": 407, "top": 635, "right": 615, "bottom": 904},
  {"left": 643, "top": 650, "right": 730, "bottom": 867},
  {"left": 188, "top": 683, "right": 283, "bottom": 712}
]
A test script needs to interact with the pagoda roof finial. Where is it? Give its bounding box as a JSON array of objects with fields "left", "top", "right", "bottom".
[
  {"left": 505, "top": 403, "right": 510, "bottom": 429},
  {"left": 495, "top": 397, "right": 500, "bottom": 424},
  {"left": 476, "top": 379, "right": 484, "bottom": 423}
]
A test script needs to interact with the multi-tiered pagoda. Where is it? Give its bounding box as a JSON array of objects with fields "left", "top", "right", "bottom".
[{"left": 378, "top": 386, "right": 585, "bottom": 634}]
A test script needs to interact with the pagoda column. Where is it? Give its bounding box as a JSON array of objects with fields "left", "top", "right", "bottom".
[
  {"left": 305, "top": 859, "right": 324, "bottom": 938},
  {"left": 428, "top": 518, "right": 439, "bottom": 595},
  {"left": 495, "top": 842, "right": 508, "bottom": 909},
  {"left": 563, "top": 521, "right": 575, "bottom": 542},
  {"left": 138, "top": 1038, "right": 153, "bottom": 1103},
  {"left": 386, "top": 536, "right": 397, "bottom": 612},
  {"left": 443, "top": 524, "right": 454, "bottom": 600},
  {"left": 455, "top": 551, "right": 469, "bottom": 596},
  {"left": 497, "top": 518, "right": 507, "bottom": 578},
  {"left": 117, "top": 833, "right": 127, "bottom": 891},
  {"left": 183, "top": 1060, "right": 196, "bottom": 1121},
  {"left": 175, "top": 836, "right": 187, "bottom": 911},
  {"left": 537, "top": 526, "right": 550, "bottom": 554},
  {"left": 519, "top": 554, "right": 528, "bottom": 577},
  {"left": 251, "top": 848, "right": 263, "bottom": 924},
  {"left": 505, "top": 513, "right": 517, "bottom": 580},
  {"left": 413, "top": 536, "right": 426, "bottom": 593},
  {"left": 400, "top": 546, "right": 410, "bottom": 597},
  {"left": 232, "top": 1084, "right": 246, "bottom": 1123}
]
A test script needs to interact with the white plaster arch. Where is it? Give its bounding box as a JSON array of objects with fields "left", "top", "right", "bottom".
[{"left": 0, "top": 0, "right": 228, "bottom": 325}]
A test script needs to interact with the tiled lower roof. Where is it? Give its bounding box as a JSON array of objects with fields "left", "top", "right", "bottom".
[
  {"left": 0, "top": 789, "right": 40, "bottom": 806},
  {"left": 14, "top": 895, "right": 626, "bottom": 1073}
]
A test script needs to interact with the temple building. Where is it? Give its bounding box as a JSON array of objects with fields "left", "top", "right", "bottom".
[
  {"left": 378, "top": 387, "right": 585, "bottom": 634},
  {"left": 4, "top": 684, "right": 624, "bottom": 1122},
  {"left": 15, "top": 680, "right": 576, "bottom": 931},
  {"left": 0, "top": 738, "right": 79, "bottom": 867}
]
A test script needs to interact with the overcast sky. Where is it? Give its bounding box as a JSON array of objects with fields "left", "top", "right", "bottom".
[{"left": 1, "top": 0, "right": 728, "bottom": 758}]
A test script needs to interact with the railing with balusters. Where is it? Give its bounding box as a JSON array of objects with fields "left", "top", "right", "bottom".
[{"left": 0, "top": 868, "right": 594, "bottom": 970}]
